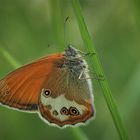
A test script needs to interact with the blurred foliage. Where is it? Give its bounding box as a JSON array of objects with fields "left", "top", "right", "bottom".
[{"left": 0, "top": 0, "right": 140, "bottom": 140}]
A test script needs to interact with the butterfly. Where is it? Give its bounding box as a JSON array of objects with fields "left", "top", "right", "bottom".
[{"left": 0, "top": 45, "right": 95, "bottom": 128}]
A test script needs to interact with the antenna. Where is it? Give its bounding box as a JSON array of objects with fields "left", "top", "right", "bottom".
[{"left": 64, "top": 16, "right": 70, "bottom": 49}]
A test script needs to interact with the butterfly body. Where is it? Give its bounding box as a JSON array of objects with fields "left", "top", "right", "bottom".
[{"left": 0, "top": 45, "right": 95, "bottom": 127}]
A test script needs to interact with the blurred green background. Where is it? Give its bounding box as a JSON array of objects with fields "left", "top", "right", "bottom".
[{"left": 0, "top": 0, "right": 140, "bottom": 140}]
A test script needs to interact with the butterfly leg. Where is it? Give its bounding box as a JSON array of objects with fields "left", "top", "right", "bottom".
[
  {"left": 78, "top": 70, "right": 104, "bottom": 80},
  {"left": 92, "top": 74, "right": 105, "bottom": 80},
  {"left": 77, "top": 49, "right": 96, "bottom": 56}
]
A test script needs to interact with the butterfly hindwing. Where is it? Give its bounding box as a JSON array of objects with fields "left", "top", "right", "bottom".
[{"left": 38, "top": 65, "right": 95, "bottom": 127}]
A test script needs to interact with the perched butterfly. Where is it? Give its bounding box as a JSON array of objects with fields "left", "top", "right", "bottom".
[{"left": 0, "top": 45, "right": 95, "bottom": 128}]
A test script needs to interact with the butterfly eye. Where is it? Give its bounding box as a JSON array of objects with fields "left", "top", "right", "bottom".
[
  {"left": 43, "top": 89, "right": 51, "bottom": 97},
  {"left": 69, "top": 107, "right": 79, "bottom": 116},
  {"left": 60, "top": 107, "right": 69, "bottom": 115}
]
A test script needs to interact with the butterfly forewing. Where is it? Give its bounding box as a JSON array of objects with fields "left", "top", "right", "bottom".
[{"left": 0, "top": 54, "right": 63, "bottom": 111}]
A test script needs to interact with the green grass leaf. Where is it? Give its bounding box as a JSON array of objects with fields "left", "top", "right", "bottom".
[
  {"left": 71, "top": 0, "right": 129, "bottom": 140},
  {"left": 0, "top": 47, "right": 21, "bottom": 68},
  {"left": 70, "top": 128, "right": 89, "bottom": 140}
]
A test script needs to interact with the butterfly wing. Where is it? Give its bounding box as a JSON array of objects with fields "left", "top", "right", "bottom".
[
  {"left": 38, "top": 66, "right": 95, "bottom": 127},
  {"left": 0, "top": 54, "right": 63, "bottom": 111}
]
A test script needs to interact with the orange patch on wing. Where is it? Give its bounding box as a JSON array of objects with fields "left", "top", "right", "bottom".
[{"left": 0, "top": 54, "right": 65, "bottom": 111}]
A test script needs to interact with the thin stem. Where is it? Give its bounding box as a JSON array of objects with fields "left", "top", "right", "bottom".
[
  {"left": 0, "top": 47, "right": 21, "bottom": 68},
  {"left": 71, "top": 0, "right": 129, "bottom": 140},
  {"left": 70, "top": 128, "right": 89, "bottom": 140}
]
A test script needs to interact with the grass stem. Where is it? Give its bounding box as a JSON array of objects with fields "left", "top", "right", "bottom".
[{"left": 72, "top": 0, "right": 129, "bottom": 140}]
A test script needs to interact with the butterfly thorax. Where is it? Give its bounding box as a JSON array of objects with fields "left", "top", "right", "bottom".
[{"left": 62, "top": 45, "right": 88, "bottom": 78}]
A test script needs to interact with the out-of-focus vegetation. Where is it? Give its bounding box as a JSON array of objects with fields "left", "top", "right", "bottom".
[{"left": 0, "top": 0, "right": 140, "bottom": 140}]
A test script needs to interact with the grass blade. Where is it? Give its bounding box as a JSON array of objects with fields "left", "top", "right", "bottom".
[
  {"left": 120, "top": 62, "right": 140, "bottom": 118},
  {"left": 70, "top": 128, "right": 89, "bottom": 140},
  {"left": 71, "top": 0, "right": 129, "bottom": 140},
  {"left": 0, "top": 47, "right": 21, "bottom": 68}
]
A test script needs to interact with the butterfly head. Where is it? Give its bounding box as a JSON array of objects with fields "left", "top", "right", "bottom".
[{"left": 64, "top": 44, "right": 79, "bottom": 58}]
